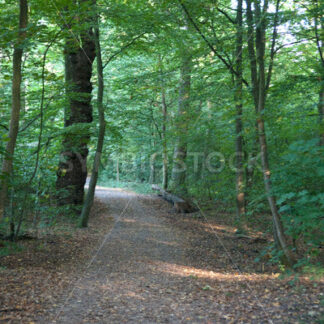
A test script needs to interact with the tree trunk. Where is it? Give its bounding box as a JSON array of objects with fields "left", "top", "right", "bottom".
[
  {"left": 314, "top": 4, "right": 324, "bottom": 145},
  {"left": 244, "top": 0, "right": 261, "bottom": 201},
  {"left": 161, "top": 88, "right": 168, "bottom": 190},
  {"left": 245, "top": 0, "right": 296, "bottom": 266},
  {"left": 257, "top": 116, "right": 295, "bottom": 265},
  {"left": 149, "top": 151, "right": 157, "bottom": 184},
  {"left": 116, "top": 157, "right": 120, "bottom": 182},
  {"left": 171, "top": 53, "right": 191, "bottom": 193},
  {"left": 63, "top": 47, "right": 72, "bottom": 127},
  {"left": 0, "top": 0, "right": 28, "bottom": 220},
  {"left": 148, "top": 117, "right": 156, "bottom": 184},
  {"left": 80, "top": 16, "right": 105, "bottom": 228},
  {"left": 235, "top": 0, "right": 245, "bottom": 223},
  {"left": 318, "top": 25, "right": 324, "bottom": 145},
  {"left": 158, "top": 55, "right": 169, "bottom": 190},
  {"left": 56, "top": 1, "right": 96, "bottom": 208},
  {"left": 320, "top": 80, "right": 324, "bottom": 145}
]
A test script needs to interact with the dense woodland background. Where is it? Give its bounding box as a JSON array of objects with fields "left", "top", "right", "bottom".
[{"left": 0, "top": 0, "right": 323, "bottom": 270}]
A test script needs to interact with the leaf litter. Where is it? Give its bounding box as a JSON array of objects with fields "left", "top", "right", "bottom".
[{"left": 0, "top": 189, "right": 323, "bottom": 323}]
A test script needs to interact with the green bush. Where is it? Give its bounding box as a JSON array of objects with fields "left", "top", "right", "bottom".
[{"left": 273, "top": 139, "right": 324, "bottom": 261}]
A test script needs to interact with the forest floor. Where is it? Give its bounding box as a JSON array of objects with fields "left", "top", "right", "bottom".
[{"left": 0, "top": 186, "right": 323, "bottom": 323}]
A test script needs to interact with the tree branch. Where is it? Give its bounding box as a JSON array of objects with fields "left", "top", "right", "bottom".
[
  {"left": 273, "top": 40, "right": 309, "bottom": 55},
  {"left": 0, "top": 124, "right": 8, "bottom": 131},
  {"left": 178, "top": 0, "right": 249, "bottom": 87},
  {"left": 216, "top": 7, "right": 236, "bottom": 24},
  {"left": 103, "top": 33, "right": 145, "bottom": 70}
]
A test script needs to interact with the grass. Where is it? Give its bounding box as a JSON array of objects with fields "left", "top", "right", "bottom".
[{"left": 302, "top": 264, "right": 324, "bottom": 281}]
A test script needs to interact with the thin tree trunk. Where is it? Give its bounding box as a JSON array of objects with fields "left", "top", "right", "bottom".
[
  {"left": 149, "top": 151, "right": 157, "bottom": 185},
  {"left": 149, "top": 113, "right": 156, "bottom": 184},
  {"left": 56, "top": 1, "right": 96, "bottom": 209},
  {"left": 161, "top": 87, "right": 168, "bottom": 190},
  {"left": 80, "top": 17, "right": 105, "bottom": 228},
  {"left": 21, "top": 79, "right": 26, "bottom": 114},
  {"left": 0, "top": 0, "right": 28, "bottom": 220},
  {"left": 200, "top": 101, "right": 212, "bottom": 182},
  {"left": 171, "top": 53, "right": 191, "bottom": 193},
  {"left": 315, "top": 8, "right": 324, "bottom": 145},
  {"left": 320, "top": 82, "right": 324, "bottom": 145},
  {"left": 246, "top": 1, "right": 259, "bottom": 107},
  {"left": 246, "top": 0, "right": 296, "bottom": 266},
  {"left": 243, "top": 135, "right": 258, "bottom": 211},
  {"left": 116, "top": 157, "right": 120, "bottom": 183},
  {"left": 257, "top": 116, "right": 294, "bottom": 261},
  {"left": 244, "top": 0, "right": 261, "bottom": 200},
  {"left": 235, "top": 0, "right": 245, "bottom": 223},
  {"left": 64, "top": 48, "right": 72, "bottom": 127}
]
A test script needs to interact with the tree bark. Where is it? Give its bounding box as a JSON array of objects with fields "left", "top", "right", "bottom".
[
  {"left": 161, "top": 82, "right": 168, "bottom": 190},
  {"left": 0, "top": 0, "right": 28, "bottom": 219},
  {"left": 56, "top": 1, "right": 96, "bottom": 208},
  {"left": 314, "top": 6, "right": 324, "bottom": 145},
  {"left": 157, "top": 55, "right": 169, "bottom": 189},
  {"left": 80, "top": 16, "right": 105, "bottom": 228},
  {"left": 245, "top": 0, "right": 296, "bottom": 266},
  {"left": 171, "top": 52, "right": 191, "bottom": 194},
  {"left": 116, "top": 157, "right": 120, "bottom": 182},
  {"left": 149, "top": 150, "right": 157, "bottom": 185},
  {"left": 320, "top": 81, "right": 324, "bottom": 145},
  {"left": 235, "top": 0, "right": 246, "bottom": 223},
  {"left": 149, "top": 109, "right": 157, "bottom": 185}
]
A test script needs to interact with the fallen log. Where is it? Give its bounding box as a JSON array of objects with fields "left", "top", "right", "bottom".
[{"left": 152, "top": 184, "right": 198, "bottom": 213}]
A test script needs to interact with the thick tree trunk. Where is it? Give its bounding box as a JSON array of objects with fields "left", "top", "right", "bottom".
[
  {"left": 235, "top": 0, "right": 245, "bottom": 223},
  {"left": 56, "top": 2, "right": 96, "bottom": 208},
  {"left": 171, "top": 53, "right": 191, "bottom": 193},
  {"left": 63, "top": 49, "right": 72, "bottom": 127},
  {"left": 0, "top": 0, "right": 28, "bottom": 219},
  {"left": 80, "top": 19, "right": 105, "bottom": 227}
]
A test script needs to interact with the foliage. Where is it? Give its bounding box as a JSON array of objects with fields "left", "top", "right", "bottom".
[
  {"left": 0, "top": 0, "right": 323, "bottom": 267},
  {"left": 273, "top": 139, "right": 324, "bottom": 260}
]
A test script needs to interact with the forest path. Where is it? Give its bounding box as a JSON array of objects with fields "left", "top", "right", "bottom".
[
  {"left": 52, "top": 187, "right": 208, "bottom": 323},
  {"left": 49, "top": 187, "right": 322, "bottom": 324}
]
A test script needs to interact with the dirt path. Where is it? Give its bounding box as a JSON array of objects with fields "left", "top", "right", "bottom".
[
  {"left": 51, "top": 188, "right": 198, "bottom": 323},
  {"left": 43, "top": 188, "right": 323, "bottom": 324}
]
